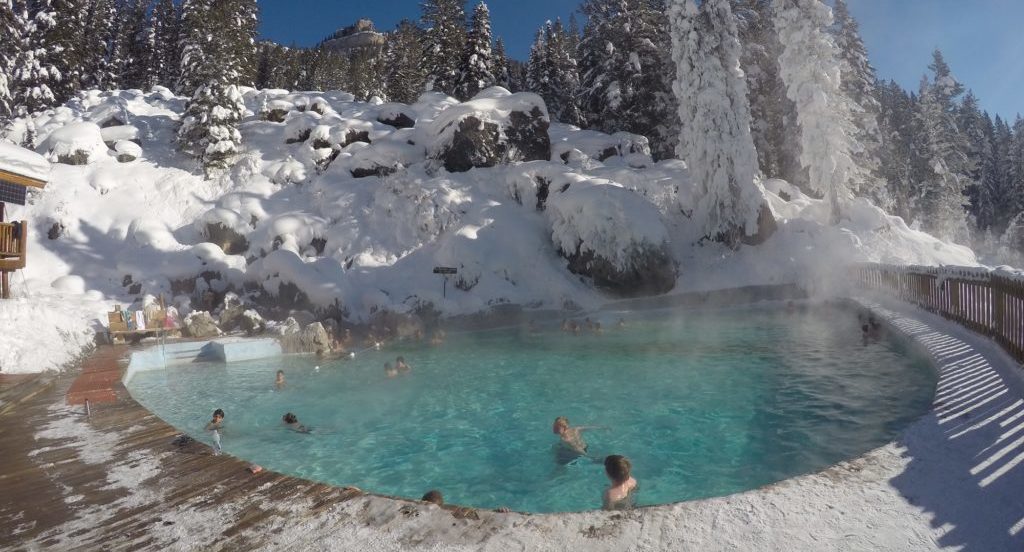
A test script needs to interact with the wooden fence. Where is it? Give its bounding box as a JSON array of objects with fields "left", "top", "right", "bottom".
[{"left": 857, "top": 263, "right": 1024, "bottom": 364}]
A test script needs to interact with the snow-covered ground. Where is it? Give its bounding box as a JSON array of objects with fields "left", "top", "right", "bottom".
[{"left": 0, "top": 86, "right": 976, "bottom": 374}]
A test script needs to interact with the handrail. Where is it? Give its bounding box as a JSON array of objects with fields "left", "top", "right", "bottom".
[{"left": 856, "top": 263, "right": 1024, "bottom": 364}]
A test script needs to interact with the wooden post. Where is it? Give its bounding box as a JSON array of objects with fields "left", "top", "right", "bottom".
[{"left": 1, "top": 270, "right": 8, "bottom": 299}]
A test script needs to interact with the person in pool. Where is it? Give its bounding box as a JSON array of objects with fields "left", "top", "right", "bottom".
[
  {"left": 384, "top": 362, "right": 398, "bottom": 379},
  {"left": 552, "top": 416, "right": 600, "bottom": 459},
  {"left": 602, "top": 455, "right": 638, "bottom": 510},
  {"left": 282, "top": 412, "right": 310, "bottom": 433},
  {"left": 205, "top": 408, "right": 225, "bottom": 455},
  {"left": 275, "top": 370, "right": 286, "bottom": 390},
  {"left": 421, "top": 490, "right": 444, "bottom": 505},
  {"left": 395, "top": 356, "right": 411, "bottom": 373}
]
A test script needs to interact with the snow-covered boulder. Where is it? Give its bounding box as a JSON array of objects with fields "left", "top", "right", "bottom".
[
  {"left": 424, "top": 88, "right": 551, "bottom": 172},
  {"left": 547, "top": 182, "right": 677, "bottom": 296},
  {"left": 196, "top": 208, "right": 250, "bottom": 255},
  {"left": 550, "top": 126, "right": 652, "bottom": 164},
  {"left": 40, "top": 122, "right": 109, "bottom": 165},
  {"left": 264, "top": 99, "right": 294, "bottom": 122},
  {"left": 114, "top": 140, "right": 142, "bottom": 162},
  {"left": 183, "top": 311, "right": 222, "bottom": 338},
  {"left": 239, "top": 309, "right": 266, "bottom": 336},
  {"left": 100, "top": 124, "right": 139, "bottom": 146},
  {"left": 375, "top": 103, "right": 417, "bottom": 129},
  {"left": 284, "top": 111, "right": 321, "bottom": 143}
]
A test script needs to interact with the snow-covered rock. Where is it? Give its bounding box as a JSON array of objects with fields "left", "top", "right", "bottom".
[
  {"left": 40, "top": 122, "right": 109, "bottom": 165},
  {"left": 114, "top": 140, "right": 142, "bottom": 162},
  {"left": 100, "top": 125, "right": 140, "bottom": 145},
  {"left": 196, "top": 208, "right": 251, "bottom": 255},
  {"left": 279, "top": 321, "right": 331, "bottom": 354},
  {"left": 424, "top": 88, "right": 551, "bottom": 172},
  {"left": 183, "top": 311, "right": 222, "bottom": 338},
  {"left": 547, "top": 182, "right": 677, "bottom": 295},
  {"left": 239, "top": 309, "right": 266, "bottom": 335},
  {"left": 375, "top": 103, "right": 417, "bottom": 129}
]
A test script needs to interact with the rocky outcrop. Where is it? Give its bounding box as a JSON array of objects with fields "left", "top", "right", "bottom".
[
  {"left": 563, "top": 243, "right": 677, "bottom": 297},
  {"left": 183, "top": 311, "right": 222, "bottom": 338},
  {"left": 239, "top": 309, "right": 266, "bottom": 335},
  {"left": 426, "top": 89, "right": 550, "bottom": 173},
  {"left": 279, "top": 320, "right": 332, "bottom": 354}
]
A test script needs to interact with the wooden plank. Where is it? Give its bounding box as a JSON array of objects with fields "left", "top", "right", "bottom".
[{"left": 0, "top": 168, "right": 47, "bottom": 188}]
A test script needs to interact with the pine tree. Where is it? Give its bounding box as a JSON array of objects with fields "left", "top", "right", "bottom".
[
  {"left": 151, "top": 0, "right": 181, "bottom": 89},
  {"left": 348, "top": 46, "right": 388, "bottom": 101},
  {"left": 578, "top": 0, "right": 678, "bottom": 159},
  {"left": 915, "top": 50, "right": 971, "bottom": 241},
  {"left": 527, "top": 19, "right": 583, "bottom": 125},
  {"left": 0, "top": 0, "right": 17, "bottom": 119},
  {"left": 39, "top": 0, "right": 90, "bottom": 102},
  {"left": 384, "top": 20, "right": 427, "bottom": 104},
  {"left": 1010, "top": 116, "right": 1024, "bottom": 223},
  {"left": 114, "top": 0, "right": 150, "bottom": 90},
  {"left": 670, "top": 0, "right": 774, "bottom": 246},
  {"left": 453, "top": 1, "right": 494, "bottom": 101},
  {"left": 877, "top": 80, "right": 921, "bottom": 222},
  {"left": 11, "top": 0, "right": 60, "bottom": 115},
  {"left": 421, "top": 0, "right": 466, "bottom": 97},
  {"left": 774, "top": 0, "right": 862, "bottom": 223},
  {"left": 829, "top": 0, "right": 887, "bottom": 208},
  {"left": 79, "top": 0, "right": 118, "bottom": 90},
  {"left": 177, "top": 82, "right": 245, "bottom": 173},
  {"left": 492, "top": 36, "right": 510, "bottom": 89},
  {"left": 958, "top": 92, "right": 993, "bottom": 229}
]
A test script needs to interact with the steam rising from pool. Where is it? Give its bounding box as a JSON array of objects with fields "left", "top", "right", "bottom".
[{"left": 127, "top": 304, "right": 936, "bottom": 513}]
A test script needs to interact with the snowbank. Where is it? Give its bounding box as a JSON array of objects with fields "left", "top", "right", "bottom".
[{"left": 40, "top": 122, "right": 110, "bottom": 165}]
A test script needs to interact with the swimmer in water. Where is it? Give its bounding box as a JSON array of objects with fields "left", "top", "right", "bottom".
[
  {"left": 275, "top": 370, "right": 286, "bottom": 390},
  {"left": 421, "top": 490, "right": 443, "bottom": 505},
  {"left": 395, "top": 356, "right": 411, "bottom": 373},
  {"left": 602, "top": 455, "right": 638, "bottom": 510},
  {"left": 282, "top": 412, "right": 310, "bottom": 433},
  {"left": 205, "top": 408, "right": 225, "bottom": 455},
  {"left": 552, "top": 416, "right": 601, "bottom": 460},
  {"left": 384, "top": 362, "right": 398, "bottom": 379}
]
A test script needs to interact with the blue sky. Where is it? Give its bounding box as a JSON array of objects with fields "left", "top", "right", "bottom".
[{"left": 256, "top": 0, "right": 1023, "bottom": 119}]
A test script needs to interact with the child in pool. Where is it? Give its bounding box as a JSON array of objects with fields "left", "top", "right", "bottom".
[
  {"left": 275, "top": 370, "right": 286, "bottom": 390},
  {"left": 552, "top": 416, "right": 596, "bottom": 459},
  {"left": 395, "top": 356, "right": 411, "bottom": 373},
  {"left": 282, "top": 412, "right": 310, "bottom": 433},
  {"left": 384, "top": 362, "right": 398, "bottom": 379},
  {"left": 602, "top": 455, "right": 638, "bottom": 510},
  {"left": 205, "top": 408, "right": 225, "bottom": 455}
]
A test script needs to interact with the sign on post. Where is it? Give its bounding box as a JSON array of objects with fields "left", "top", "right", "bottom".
[{"left": 433, "top": 266, "right": 458, "bottom": 298}]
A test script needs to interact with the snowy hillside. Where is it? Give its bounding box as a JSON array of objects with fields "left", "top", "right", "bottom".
[{"left": 0, "top": 86, "right": 976, "bottom": 372}]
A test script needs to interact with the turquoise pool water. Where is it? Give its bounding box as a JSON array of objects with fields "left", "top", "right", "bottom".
[{"left": 127, "top": 304, "right": 936, "bottom": 513}]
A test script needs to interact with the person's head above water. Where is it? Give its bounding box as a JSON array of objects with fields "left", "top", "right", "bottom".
[
  {"left": 421, "top": 490, "right": 443, "bottom": 505},
  {"left": 282, "top": 412, "right": 298, "bottom": 424},
  {"left": 213, "top": 408, "right": 224, "bottom": 420},
  {"left": 552, "top": 416, "right": 569, "bottom": 434},
  {"left": 604, "top": 455, "right": 632, "bottom": 485}
]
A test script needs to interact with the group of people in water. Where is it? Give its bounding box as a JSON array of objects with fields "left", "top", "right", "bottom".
[{"left": 203, "top": 316, "right": 641, "bottom": 511}]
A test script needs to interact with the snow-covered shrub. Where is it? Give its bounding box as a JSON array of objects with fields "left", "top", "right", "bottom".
[
  {"left": 177, "top": 83, "right": 246, "bottom": 171},
  {"left": 283, "top": 111, "right": 321, "bottom": 143}
]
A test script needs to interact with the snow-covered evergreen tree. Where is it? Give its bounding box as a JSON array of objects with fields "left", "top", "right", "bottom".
[
  {"left": 421, "top": 0, "right": 466, "bottom": 96},
  {"left": 150, "top": 0, "right": 181, "bottom": 89},
  {"left": 915, "top": 50, "right": 971, "bottom": 242},
  {"left": 1010, "top": 116, "right": 1024, "bottom": 223},
  {"left": 11, "top": 0, "right": 60, "bottom": 115},
  {"left": 178, "top": 0, "right": 257, "bottom": 95},
  {"left": 732, "top": 0, "right": 799, "bottom": 183},
  {"left": 578, "top": 0, "right": 678, "bottom": 159},
  {"left": 492, "top": 36, "right": 510, "bottom": 89},
  {"left": 670, "top": 0, "right": 774, "bottom": 246},
  {"left": 39, "top": 0, "right": 89, "bottom": 102},
  {"left": 773, "top": 0, "right": 861, "bottom": 223},
  {"left": 828, "top": 0, "right": 887, "bottom": 209},
  {"left": 0, "top": 0, "right": 17, "bottom": 119},
  {"left": 177, "top": 82, "right": 245, "bottom": 174},
  {"left": 453, "top": 1, "right": 494, "bottom": 101},
  {"left": 527, "top": 19, "right": 584, "bottom": 125},
  {"left": 78, "top": 0, "right": 118, "bottom": 90},
  {"left": 384, "top": 19, "right": 427, "bottom": 104},
  {"left": 877, "top": 79, "right": 922, "bottom": 222},
  {"left": 958, "top": 92, "right": 994, "bottom": 229},
  {"left": 114, "top": 0, "right": 150, "bottom": 90}
]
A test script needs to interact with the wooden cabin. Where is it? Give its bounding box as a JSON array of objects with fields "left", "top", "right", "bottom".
[{"left": 0, "top": 143, "right": 50, "bottom": 299}]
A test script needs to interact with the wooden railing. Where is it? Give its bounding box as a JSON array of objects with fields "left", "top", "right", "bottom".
[{"left": 857, "top": 263, "right": 1024, "bottom": 364}]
